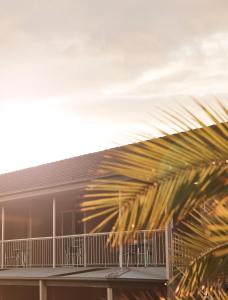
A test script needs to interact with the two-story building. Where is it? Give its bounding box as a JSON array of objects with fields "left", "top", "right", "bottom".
[{"left": 0, "top": 148, "right": 171, "bottom": 300}]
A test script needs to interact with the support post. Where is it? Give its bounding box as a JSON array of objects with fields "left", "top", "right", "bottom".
[
  {"left": 28, "top": 206, "right": 32, "bottom": 266},
  {"left": 52, "top": 198, "right": 56, "bottom": 268},
  {"left": 167, "top": 219, "right": 174, "bottom": 300},
  {"left": 1, "top": 207, "right": 4, "bottom": 269},
  {"left": 165, "top": 223, "right": 170, "bottom": 280},
  {"left": 39, "top": 280, "right": 47, "bottom": 300},
  {"left": 107, "top": 288, "right": 113, "bottom": 300},
  {"left": 143, "top": 231, "right": 147, "bottom": 267},
  {"left": 28, "top": 206, "right": 32, "bottom": 238},
  {"left": 83, "top": 212, "right": 87, "bottom": 267},
  {"left": 119, "top": 192, "right": 123, "bottom": 268}
]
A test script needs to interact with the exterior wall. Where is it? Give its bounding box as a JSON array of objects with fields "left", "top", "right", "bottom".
[
  {"left": 0, "top": 286, "right": 39, "bottom": 300},
  {"left": 0, "top": 186, "right": 116, "bottom": 241},
  {"left": 2, "top": 194, "right": 86, "bottom": 240},
  {"left": 4, "top": 201, "right": 29, "bottom": 240},
  {"left": 48, "top": 287, "right": 106, "bottom": 300},
  {"left": 2, "top": 198, "right": 53, "bottom": 240},
  {"left": 0, "top": 285, "right": 167, "bottom": 300},
  {"left": 113, "top": 287, "right": 167, "bottom": 299}
]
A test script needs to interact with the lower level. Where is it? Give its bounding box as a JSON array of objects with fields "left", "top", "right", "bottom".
[
  {"left": 0, "top": 285, "right": 168, "bottom": 300},
  {"left": 0, "top": 267, "right": 168, "bottom": 300}
]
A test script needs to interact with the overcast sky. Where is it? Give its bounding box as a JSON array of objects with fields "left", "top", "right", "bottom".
[{"left": 0, "top": 0, "right": 227, "bottom": 173}]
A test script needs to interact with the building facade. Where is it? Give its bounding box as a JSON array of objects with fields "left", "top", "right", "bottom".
[{"left": 0, "top": 149, "right": 171, "bottom": 300}]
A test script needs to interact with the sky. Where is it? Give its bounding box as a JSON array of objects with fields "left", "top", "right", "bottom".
[{"left": 0, "top": 0, "right": 227, "bottom": 174}]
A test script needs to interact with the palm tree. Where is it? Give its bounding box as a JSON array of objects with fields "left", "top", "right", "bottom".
[{"left": 82, "top": 102, "right": 228, "bottom": 299}]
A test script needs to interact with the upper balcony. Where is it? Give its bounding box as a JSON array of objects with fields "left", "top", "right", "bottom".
[
  {"left": 0, "top": 195, "right": 171, "bottom": 280},
  {"left": 0, "top": 149, "right": 172, "bottom": 282},
  {"left": 2, "top": 229, "right": 167, "bottom": 269}
]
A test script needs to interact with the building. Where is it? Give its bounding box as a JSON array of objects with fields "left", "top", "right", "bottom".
[{"left": 0, "top": 147, "right": 171, "bottom": 300}]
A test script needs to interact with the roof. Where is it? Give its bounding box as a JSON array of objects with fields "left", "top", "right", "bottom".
[
  {"left": 0, "top": 123, "right": 222, "bottom": 198},
  {"left": 0, "top": 150, "right": 108, "bottom": 197}
]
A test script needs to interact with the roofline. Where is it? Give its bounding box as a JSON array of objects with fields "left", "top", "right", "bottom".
[
  {"left": 0, "top": 122, "right": 224, "bottom": 201},
  {"left": 0, "top": 174, "right": 113, "bottom": 203}
]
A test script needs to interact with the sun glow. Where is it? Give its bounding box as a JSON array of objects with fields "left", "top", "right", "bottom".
[
  {"left": 0, "top": 98, "right": 223, "bottom": 175},
  {"left": 1, "top": 98, "right": 158, "bottom": 175},
  {"left": 0, "top": 101, "right": 123, "bottom": 174}
]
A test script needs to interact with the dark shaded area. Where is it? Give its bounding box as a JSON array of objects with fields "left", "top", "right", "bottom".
[
  {"left": 113, "top": 287, "right": 167, "bottom": 300},
  {"left": 48, "top": 286, "right": 106, "bottom": 300},
  {"left": 0, "top": 285, "right": 39, "bottom": 300}
]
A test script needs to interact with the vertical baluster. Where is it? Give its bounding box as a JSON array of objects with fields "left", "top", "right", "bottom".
[{"left": 1, "top": 207, "right": 4, "bottom": 269}]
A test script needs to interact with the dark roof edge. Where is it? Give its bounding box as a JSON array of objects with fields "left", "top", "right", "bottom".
[{"left": 0, "top": 174, "right": 114, "bottom": 202}]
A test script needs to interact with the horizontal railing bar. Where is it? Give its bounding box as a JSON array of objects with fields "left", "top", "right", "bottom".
[
  {"left": 56, "top": 229, "right": 165, "bottom": 239},
  {"left": 2, "top": 229, "right": 166, "bottom": 243},
  {"left": 3, "top": 236, "right": 53, "bottom": 243}
]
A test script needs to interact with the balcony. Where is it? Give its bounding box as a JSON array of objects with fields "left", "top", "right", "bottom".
[{"left": 1, "top": 230, "right": 167, "bottom": 269}]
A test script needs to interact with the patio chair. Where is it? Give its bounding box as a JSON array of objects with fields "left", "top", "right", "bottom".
[{"left": 64, "top": 238, "right": 83, "bottom": 267}]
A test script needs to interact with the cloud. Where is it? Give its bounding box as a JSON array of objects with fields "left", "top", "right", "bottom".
[
  {"left": 0, "top": 0, "right": 227, "bottom": 173},
  {"left": 0, "top": 1, "right": 228, "bottom": 102}
]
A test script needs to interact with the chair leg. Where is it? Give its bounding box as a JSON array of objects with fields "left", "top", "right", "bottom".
[
  {"left": 127, "top": 251, "right": 129, "bottom": 267},
  {"left": 137, "top": 247, "right": 139, "bottom": 267},
  {"left": 72, "top": 253, "right": 75, "bottom": 266}
]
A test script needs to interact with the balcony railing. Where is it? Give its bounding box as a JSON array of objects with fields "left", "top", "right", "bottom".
[{"left": 0, "top": 230, "right": 167, "bottom": 269}]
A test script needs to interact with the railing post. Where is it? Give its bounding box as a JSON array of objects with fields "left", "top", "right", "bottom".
[
  {"left": 165, "top": 223, "right": 170, "bottom": 280},
  {"left": 168, "top": 220, "right": 174, "bottom": 300},
  {"left": 83, "top": 214, "right": 87, "bottom": 267},
  {"left": 28, "top": 207, "right": 32, "bottom": 267},
  {"left": 119, "top": 233, "right": 123, "bottom": 268},
  {"left": 118, "top": 192, "right": 123, "bottom": 268},
  {"left": 143, "top": 231, "right": 147, "bottom": 267},
  {"left": 1, "top": 206, "right": 5, "bottom": 269},
  {"left": 83, "top": 235, "right": 87, "bottom": 267},
  {"left": 52, "top": 198, "right": 56, "bottom": 268}
]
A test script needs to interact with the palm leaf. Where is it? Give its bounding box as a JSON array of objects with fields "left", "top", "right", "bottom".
[
  {"left": 83, "top": 103, "right": 227, "bottom": 235},
  {"left": 81, "top": 101, "right": 228, "bottom": 298}
]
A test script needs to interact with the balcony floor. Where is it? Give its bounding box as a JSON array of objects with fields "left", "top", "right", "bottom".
[{"left": 0, "top": 266, "right": 167, "bottom": 282}]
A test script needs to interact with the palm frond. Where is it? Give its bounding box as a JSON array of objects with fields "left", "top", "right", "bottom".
[
  {"left": 82, "top": 102, "right": 228, "bottom": 235},
  {"left": 81, "top": 101, "right": 228, "bottom": 299},
  {"left": 173, "top": 198, "right": 228, "bottom": 298}
]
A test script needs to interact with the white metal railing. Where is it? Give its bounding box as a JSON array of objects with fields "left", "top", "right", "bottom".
[
  {"left": 3, "top": 237, "right": 53, "bottom": 268},
  {"left": 0, "top": 230, "right": 167, "bottom": 269},
  {"left": 173, "top": 232, "right": 195, "bottom": 272},
  {"left": 122, "top": 230, "right": 166, "bottom": 267}
]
